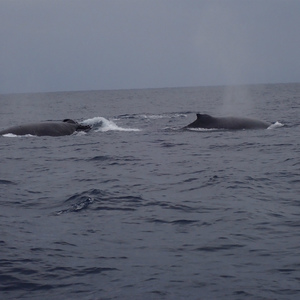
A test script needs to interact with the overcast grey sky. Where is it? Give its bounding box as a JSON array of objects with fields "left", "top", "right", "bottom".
[{"left": 1, "top": 0, "right": 300, "bottom": 94}]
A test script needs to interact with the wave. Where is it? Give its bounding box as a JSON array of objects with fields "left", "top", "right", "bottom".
[{"left": 0, "top": 179, "right": 16, "bottom": 185}]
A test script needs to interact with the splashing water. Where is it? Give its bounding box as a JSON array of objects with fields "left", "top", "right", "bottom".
[
  {"left": 82, "top": 117, "right": 141, "bottom": 132},
  {"left": 267, "top": 121, "right": 285, "bottom": 129}
]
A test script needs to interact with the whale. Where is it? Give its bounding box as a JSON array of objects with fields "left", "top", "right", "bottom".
[
  {"left": 0, "top": 119, "right": 91, "bottom": 136},
  {"left": 186, "top": 113, "right": 270, "bottom": 130}
]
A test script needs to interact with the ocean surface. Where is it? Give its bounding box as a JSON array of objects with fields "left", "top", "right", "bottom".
[{"left": 0, "top": 83, "right": 299, "bottom": 300}]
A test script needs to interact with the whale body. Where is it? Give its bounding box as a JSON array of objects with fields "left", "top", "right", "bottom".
[
  {"left": 0, "top": 119, "right": 91, "bottom": 136},
  {"left": 186, "top": 113, "right": 270, "bottom": 130}
]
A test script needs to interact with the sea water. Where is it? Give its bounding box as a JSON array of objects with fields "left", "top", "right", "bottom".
[{"left": 0, "top": 83, "right": 299, "bottom": 299}]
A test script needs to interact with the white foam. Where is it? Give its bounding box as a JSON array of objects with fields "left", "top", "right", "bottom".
[
  {"left": 187, "top": 127, "right": 217, "bottom": 132},
  {"left": 142, "top": 113, "right": 187, "bottom": 119},
  {"left": 267, "top": 121, "right": 284, "bottom": 129},
  {"left": 82, "top": 117, "right": 104, "bottom": 126},
  {"left": 82, "top": 117, "right": 140, "bottom": 132},
  {"left": 142, "top": 114, "right": 164, "bottom": 119},
  {"left": 2, "top": 133, "right": 36, "bottom": 138}
]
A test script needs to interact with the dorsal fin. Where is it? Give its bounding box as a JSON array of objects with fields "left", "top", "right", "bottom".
[
  {"left": 63, "top": 119, "right": 77, "bottom": 124},
  {"left": 196, "top": 113, "right": 209, "bottom": 119},
  {"left": 196, "top": 113, "right": 213, "bottom": 121}
]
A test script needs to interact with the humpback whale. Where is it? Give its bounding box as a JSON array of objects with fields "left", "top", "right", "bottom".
[
  {"left": 186, "top": 113, "right": 270, "bottom": 130},
  {"left": 0, "top": 119, "right": 91, "bottom": 136}
]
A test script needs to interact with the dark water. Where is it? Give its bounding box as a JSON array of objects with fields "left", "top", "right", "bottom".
[{"left": 0, "top": 83, "right": 299, "bottom": 300}]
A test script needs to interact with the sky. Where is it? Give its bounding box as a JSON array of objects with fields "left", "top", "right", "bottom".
[{"left": 1, "top": 0, "right": 300, "bottom": 94}]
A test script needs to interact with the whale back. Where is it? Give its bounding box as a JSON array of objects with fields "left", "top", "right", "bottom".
[
  {"left": 186, "top": 114, "right": 215, "bottom": 128},
  {"left": 186, "top": 113, "right": 270, "bottom": 130},
  {"left": 0, "top": 122, "right": 77, "bottom": 136},
  {"left": 217, "top": 117, "right": 270, "bottom": 129},
  {"left": 0, "top": 119, "right": 91, "bottom": 136}
]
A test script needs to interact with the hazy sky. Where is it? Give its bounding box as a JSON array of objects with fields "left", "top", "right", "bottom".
[{"left": 1, "top": 0, "right": 300, "bottom": 94}]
